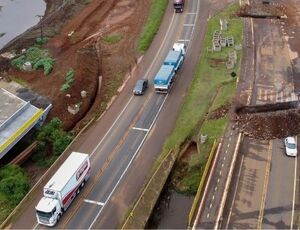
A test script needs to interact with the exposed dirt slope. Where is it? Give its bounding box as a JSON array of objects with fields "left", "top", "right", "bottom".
[{"left": 2, "top": 0, "right": 151, "bottom": 130}]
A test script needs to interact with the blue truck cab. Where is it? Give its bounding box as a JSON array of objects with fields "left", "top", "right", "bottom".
[
  {"left": 163, "top": 49, "right": 184, "bottom": 72},
  {"left": 153, "top": 65, "right": 176, "bottom": 93}
]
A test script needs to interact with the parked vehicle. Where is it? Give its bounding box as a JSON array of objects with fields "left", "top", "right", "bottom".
[
  {"left": 133, "top": 79, "right": 148, "bottom": 95},
  {"left": 284, "top": 137, "right": 297, "bottom": 157},
  {"left": 173, "top": 0, "right": 185, "bottom": 13},
  {"left": 153, "top": 43, "right": 186, "bottom": 93},
  {"left": 35, "top": 152, "right": 91, "bottom": 227}
]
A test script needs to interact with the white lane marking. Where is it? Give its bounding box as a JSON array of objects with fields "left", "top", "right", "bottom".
[
  {"left": 227, "top": 143, "right": 230, "bottom": 148},
  {"left": 212, "top": 195, "right": 215, "bottom": 200},
  {"left": 224, "top": 156, "right": 226, "bottom": 160},
  {"left": 225, "top": 150, "right": 228, "bottom": 154},
  {"left": 229, "top": 137, "right": 232, "bottom": 142},
  {"left": 90, "top": 96, "right": 134, "bottom": 158},
  {"left": 143, "top": 13, "right": 176, "bottom": 79},
  {"left": 226, "top": 154, "right": 245, "bottom": 229},
  {"left": 291, "top": 136, "right": 297, "bottom": 230},
  {"left": 84, "top": 199, "right": 105, "bottom": 206},
  {"left": 219, "top": 171, "right": 222, "bottom": 176},
  {"left": 215, "top": 186, "right": 218, "bottom": 191},
  {"left": 207, "top": 213, "right": 210, "bottom": 219},
  {"left": 132, "top": 127, "right": 149, "bottom": 132},
  {"left": 33, "top": 223, "right": 39, "bottom": 229},
  {"left": 186, "top": 12, "right": 197, "bottom": 15},
  {"left": 210, "top": 203, "right": 213, "bottom": 208},
  {"left": 183, "top": 23, "right": 194, "bottom": 26},
  {"left": 88, "top": 95, "right": 169, "bottom": 229},
  {"left": 178, "top": 39, "right": 190, "bottom": 42},
  {"left": 221, "top": 163, "right": 224, "bottom": 168},
  {"left": 214, "top": 133, "right": 242, "bottom": 230}
]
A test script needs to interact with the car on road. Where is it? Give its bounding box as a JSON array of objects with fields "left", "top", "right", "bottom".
[
  {"left": 284, "top": 137, "right": 297, "bottom": 157},
  {"left": 133, "top": 79, "right": 148, "bottom": 95}
]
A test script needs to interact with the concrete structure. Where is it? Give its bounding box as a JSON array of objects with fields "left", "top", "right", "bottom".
[{"left": 0, "top": 88, "right": 51, "bottom": 159}]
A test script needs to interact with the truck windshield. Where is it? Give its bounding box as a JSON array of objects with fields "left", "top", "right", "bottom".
[
  {"left": 174, "top": 3, "right": 183, "bottom": 8},
  {"left": 36, "top": 210, "right": 52, "bottom": 218}
]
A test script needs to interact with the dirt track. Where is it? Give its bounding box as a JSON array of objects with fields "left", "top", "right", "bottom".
[{"left": 1, "top": 0, "right": 151, "bottom": 130}]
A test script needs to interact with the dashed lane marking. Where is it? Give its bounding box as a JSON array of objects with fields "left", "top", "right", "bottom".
[
  {"left": 186, "top": 12, "right": 197, "bottom": 14},
  {"left": 207, "top": 213, "right": 210, "bottom": 219},
  {"left": 210, "top": 203, "right": 213, "bottom": 208},
  {"left": 183, "top": 23, "right": 194, "bottom": 26},
  {"left": 178, "top": 39, "right": 190, "bottom": 42},
  {"left": 84, "top": 199, "right": 105, "bottom": 206},
  {"left": 215, "top": 186, "right": 218, "bottom": 191},
  {"left": 132, "top": 127, "right": 149, "bottom": 132},
  {"left": 227, "top": 143, "right": 230, "bottom": 148}
]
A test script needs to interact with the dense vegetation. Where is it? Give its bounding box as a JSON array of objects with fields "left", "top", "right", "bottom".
[
  {"left": 11, "top": 46, "right": 55, "bottom": 76},
  {"left": 33, "top": 118, "right": 73, "bottom": 166},
  {"left": 0, "top": 165, "right": 30, "bottom": 223}
]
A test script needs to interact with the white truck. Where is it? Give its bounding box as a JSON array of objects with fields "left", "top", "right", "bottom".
[{"left": 35, "top": 152, "right": 91, "bottom": 227}]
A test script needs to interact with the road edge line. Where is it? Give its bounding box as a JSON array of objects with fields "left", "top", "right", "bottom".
[{"left": 214, "top": 132, "right": 243, "bottom": 229}]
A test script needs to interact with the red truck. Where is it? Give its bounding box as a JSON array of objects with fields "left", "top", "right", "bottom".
[{"left": 173, "top": 0, "right": 185, "bottom": 13}]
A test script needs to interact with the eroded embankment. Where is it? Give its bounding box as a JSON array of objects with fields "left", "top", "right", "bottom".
[{"left": 234, "top": 101, "right": 300, "bottom": 140}]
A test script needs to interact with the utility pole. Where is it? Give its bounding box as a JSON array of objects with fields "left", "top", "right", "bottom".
[{"left": 36, "top": 15, "right": 44, "bottom": 40}]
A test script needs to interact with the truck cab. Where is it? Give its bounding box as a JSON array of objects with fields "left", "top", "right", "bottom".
[
  {"left": 36, "top": 197, "right": 62, "bottom": 227},
  {"left": 173, "top": 0, "right": 185, "bottom": 13}
]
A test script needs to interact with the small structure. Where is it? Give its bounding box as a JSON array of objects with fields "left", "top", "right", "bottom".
[{"left": 226, "top": 36, "right": 234, "bottom": 47}]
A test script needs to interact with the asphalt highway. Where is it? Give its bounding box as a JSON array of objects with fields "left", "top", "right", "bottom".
[
  {"left": 7, "top": 0, "right": 210, "bottom": 229},
  {"left": 222, "top": 1, "right": 299, "bottom": 229}
]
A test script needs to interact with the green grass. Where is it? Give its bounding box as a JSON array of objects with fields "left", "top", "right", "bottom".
[
  {"left": 102, "top": 34, "right": 123, "bottom": 45},
  {"left": 138, "top": 0, "right": 169, "bottom": 53},
  {"left": 94, "top": 73, "right": 124, "bottom": 118},
  {"left": 210, "top": 80, "right": 236, "bottom": 112},
  {"left": 163, "top": 2, "right": 243, "bottom": 154}
]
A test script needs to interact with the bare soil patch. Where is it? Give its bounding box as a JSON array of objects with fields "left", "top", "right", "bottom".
[
  {"left": 234, "top": 102, "right": 300, "bottom": 140},
  {"left": 1, "top": 0, "right": 151, "bottom": 131}
]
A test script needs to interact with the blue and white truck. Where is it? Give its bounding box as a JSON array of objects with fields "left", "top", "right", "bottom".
[
  {"left": 153, "top": 43, "right": 186, "bottom": 93},
  {"left": 154, "top": 65, "right": 176, "bottom": 93}
]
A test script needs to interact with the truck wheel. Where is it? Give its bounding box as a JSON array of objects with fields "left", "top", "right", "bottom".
[
  {"left": 81, "top": 181, "right": 85, "bottom": 188},
  {"left": 77, "top": 188, "right": 80, "bottom": 195},
  {"left": 57, "top": 213, "right": 61, "bottom": 222}
]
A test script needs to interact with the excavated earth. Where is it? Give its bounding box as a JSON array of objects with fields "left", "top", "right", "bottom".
[
  {"left": 234, "top": 0, "right": 300, "bottom": 141},
  {"left": 234, "top": 102, "right": 300, "bottom": 140},
  {"left": 0, "top": 0, "right": 151, "bottom": 130}
]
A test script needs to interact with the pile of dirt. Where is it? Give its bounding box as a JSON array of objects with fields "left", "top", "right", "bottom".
[
  {"left": 234, "top": 103, "right": 300, "bottom": 140},
  {"left": 1, "top": 0, "right": 151, "bottom": 130},
  {"left": 208, "top": 103, "right": 231, "bottom": 120},
  {"left": 238, "top": 3, "right": 285, "bottom": 18}
]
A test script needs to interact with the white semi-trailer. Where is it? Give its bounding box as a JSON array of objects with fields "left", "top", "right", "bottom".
[{"left": 35, "top": 152, "right": 91, "bottom": 227}]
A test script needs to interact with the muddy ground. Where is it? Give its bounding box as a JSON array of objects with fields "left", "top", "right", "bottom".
[{"left": 0, "top": 0, "right": 151, "bottom": 131}]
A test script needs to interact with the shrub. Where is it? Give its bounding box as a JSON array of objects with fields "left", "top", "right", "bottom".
[
  {"left": 0, "top": 165, "right": 30, "bottom": 206},
  {"left": 60, "top": 69, "right": 75, "bottom": 92},
  {"left": 11, "top": 46, "right": 55, "bottom": 76},
  {"left": 36, "top": 37, "right": 49, "bottom": 45},
  {"left": 34, "top": 118, "right": 73, "bottom": 166}
]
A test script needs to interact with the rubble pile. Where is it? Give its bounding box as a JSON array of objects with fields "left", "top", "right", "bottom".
[{"left": 234, "top": 103, "right": 300, "bottom": 140}]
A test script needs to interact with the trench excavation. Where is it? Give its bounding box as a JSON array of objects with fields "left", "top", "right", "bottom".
[
  {"left": 237, "top": 3, "right": 286, "bottom": 19},
  {"left": 234, "top": 101, "right": 300, "bottom": 140}
]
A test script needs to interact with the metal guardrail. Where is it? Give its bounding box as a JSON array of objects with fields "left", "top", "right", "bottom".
[
  {"left": 188, "top": 139, "right": 218, "bottom": 227},
  {"left": 0, "top": 109, "right": 44, "bottom": 154}
]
